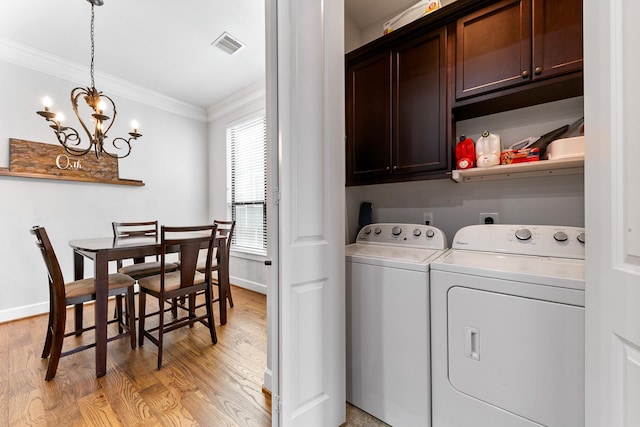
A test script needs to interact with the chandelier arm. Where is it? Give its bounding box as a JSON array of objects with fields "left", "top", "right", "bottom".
[
  {"left": 103, "top": 136, "right": 133, "bottom": 159},
  {"left": 71, "top": 87, "right": 96, "bottom": 144},
  {"left": 98, "top": 93, "right": 118, "bottom": 137},
  {"left": 41, "top": 116, "right": 93, "bottom": 156}
]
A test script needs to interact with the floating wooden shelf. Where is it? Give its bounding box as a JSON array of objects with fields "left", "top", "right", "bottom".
[
  {"left": 451, "top": 155, "right": 584, "bottom": 183},
  {"left": 0, "top": 167, "right": 144, "bottom": 186},
  {"left": 1, "top": 138, "right": 144, "bottom": 186}
]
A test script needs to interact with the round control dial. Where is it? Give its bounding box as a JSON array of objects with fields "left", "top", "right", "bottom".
[
  {"left": 515, "top": 228, "right": 532, "bottom": 241},
  {"left": 374, "top": 227, "right": 382, "bottom": 235},
  {"left": 413, "top": 229, "right": 422, "bottom": 237},
  {"left": 363, "top": 227, "right": 371, "bottom": 235},
  {"left": 426, "top": 229, "right": 435, "bottom": 238},
  {"left": 577, "top": 232, "right": 585, "bottom": 244},
  {"left": 391, "top": 226, "right": 402, "bottom": 236},
  {"left": 553, "top": 231, "right": 568, "bottom": 242}
]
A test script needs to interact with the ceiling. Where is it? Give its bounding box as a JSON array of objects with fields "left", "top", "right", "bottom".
[{"left": 0, "top": 0, "right": 413, "bottom": 112}]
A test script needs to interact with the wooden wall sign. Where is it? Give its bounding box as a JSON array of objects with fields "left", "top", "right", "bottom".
[{"left": 0, "top": 138, "right": 144, "bottom": 186}]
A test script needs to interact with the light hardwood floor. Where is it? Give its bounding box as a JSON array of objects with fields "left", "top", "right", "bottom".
[
  {"left": 0, "top": 286, "right": 271, "bottom": 426},
  {"left": 1, "top": 285, "right": 391, "bottom": 426}
]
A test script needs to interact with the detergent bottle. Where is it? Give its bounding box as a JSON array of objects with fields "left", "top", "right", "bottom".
[
  {"left": 455, "top": 135, "right": 475, "bottom": 169},
  {"left": 476, "top": 130, "right": 501, "bottom": 167}
]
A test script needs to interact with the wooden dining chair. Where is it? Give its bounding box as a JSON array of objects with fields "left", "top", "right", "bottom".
[
  {"left": 31, "top": 226, "right": 136, "bottom": 381},
  {"left": 137, "top": 224, "right": 218, "bottom": 370},
  {"left": 112, "top": 221, "right": 179, "bottom": 279},
  {"left": 197, "top": 219, "right": 235, "bottom": 308}
]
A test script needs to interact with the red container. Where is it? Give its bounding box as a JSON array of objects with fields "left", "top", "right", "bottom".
[{"left": 456, "top": 135, "right": 475, "bottom": 169}]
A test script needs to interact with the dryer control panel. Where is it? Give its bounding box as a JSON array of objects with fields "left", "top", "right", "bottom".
[
  {"left": 452, "top": 224, "right": 585, "bottom": 259},
  {"left": 357, "top": 223, "right": 447, "bottom": 250}
]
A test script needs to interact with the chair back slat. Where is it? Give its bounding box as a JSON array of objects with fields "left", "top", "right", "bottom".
[
  {"left": 112, "top": 221, "right": 159, "bottom": 238},
  {"left": 161, "top": 224, "right": 217, "bottom": 291},
  {"left": 30, "top": 226, "right": 67, "bottom": 320},
  {"left": 214, "top": 220, "right": 235, "bottom": 258}
]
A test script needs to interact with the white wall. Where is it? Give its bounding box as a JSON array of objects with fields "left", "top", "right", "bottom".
[
  {"left": 346, "top": 97, "right": 585, "bottom": 243},
  {"left": 0, "top": 58, "right": 209, "bottom": 322},
  {"left": 206, "top": 81, "right": 268, "bottom": 295}
]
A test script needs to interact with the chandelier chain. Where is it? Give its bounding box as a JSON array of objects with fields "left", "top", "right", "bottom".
[{"left": 90, "top": 4, "right": 95, "bottom": 89}]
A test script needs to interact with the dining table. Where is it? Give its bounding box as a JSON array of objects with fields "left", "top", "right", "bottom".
[{"left": 69, "top": 233, "right": 229, "bottom": 378}]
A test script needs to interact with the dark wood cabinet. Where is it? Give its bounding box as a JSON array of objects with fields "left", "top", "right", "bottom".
[
  {"left": 346, "top": 52, "right": 392, "bottom": 179},
  {"left": 344, "top": 0, "right": 584, "bottom": 186},
  {"left": 531, "top": 0, "right": 583, "bottom": 80},
  {"left": 346, "top": 27, "right": 449, "bottom": 185},
  {"left": 455, "top": 0, "right": 582, "bottom": 101}
]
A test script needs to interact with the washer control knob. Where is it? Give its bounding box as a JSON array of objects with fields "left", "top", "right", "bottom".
[
  {"left": 577, "top": 232, "right": 586, "bottom": 244},
  {"left": 363, "top": 227, "right": 371, "bottom": 235},
  {"left": 374, "top": 227, "right": 382, "bottom": 235},
  {"left": 515, "top": 228, "right": 532, "bottom": 241},
  {"left": 391, "top": 226, "right": 402, "bottom": 236},
  {"left": 413, "top": 228, "right": 422, "bottom": 237},
  {"left": 426, "top": 229, "right": 435, "bottom": 238},
  {"left": 554, "top": 231, "right": 568, "bottom": 242}
]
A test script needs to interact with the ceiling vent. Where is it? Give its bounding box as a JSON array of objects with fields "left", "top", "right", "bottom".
[{"left": 211, "top": 32, "right": 245, "bottom": 55}]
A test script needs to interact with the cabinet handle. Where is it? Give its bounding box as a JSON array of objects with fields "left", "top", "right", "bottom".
[
  {"left": 521, "top": 70, "right": 529, "bottom": 78},
  {"left": 386, "top": 166, "right": 391, "bottom": 171},
  {"left": 534, "top": 66, "right": 542, "bottom": 75},
  {"left": 392, "top": 166, "right": 397, "bottom": 170}
]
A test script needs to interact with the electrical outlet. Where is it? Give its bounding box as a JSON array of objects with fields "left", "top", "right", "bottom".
[
  {"left": 423, "top": 212, "right": 434, "bottom": 226},
  {"left": 479, "top": 213, "right": 500, "bottom": 224}
]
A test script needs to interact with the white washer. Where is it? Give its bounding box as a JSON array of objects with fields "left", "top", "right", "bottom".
[
  {"left": 430, "top": 225, "right": 585, "bottom": 427},
  {"left": 346, "top": 223, "right": 448, "bottom": 426}
]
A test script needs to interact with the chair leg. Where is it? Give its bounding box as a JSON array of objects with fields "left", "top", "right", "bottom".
[
  {"left": 205, "top": 286, "right": 217, "bottom": 344},
  {"left": 41, "top": 304, "right": 54, "bottom": 359},
  {"left": 74, "top": 303, "right": 83, "bottom": 336},
  {"left": 126, "top": 287, "right": 136, "bottom": 349},
  {"left": 115, "top": 294, "right": 124, "bottom": 334},
  {"left": 227, "top": 284, "right": 234, "bottom": 308},
  {"left": 138, "top": 291, "right": 146, "bottom": 347},
  {"left": 45, "top": 308, "right": 67, "bottom": 381},
  {"left": 157, "top": 298, "right": 164, "bottom": 370}
]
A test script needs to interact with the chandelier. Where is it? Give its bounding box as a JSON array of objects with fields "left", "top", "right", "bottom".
[{"left": 36, "top": 0, "right": 141, "bottom": 159}]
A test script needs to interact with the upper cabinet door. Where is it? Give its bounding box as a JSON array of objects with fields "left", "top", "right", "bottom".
[
  {"left": 393, "top": 27, "right": 448, "bottom": 175},
  {"left": 346, "top": 52, "right": 392, "bottom": 181},
  {"left": 531, "top": 0, "right": 583, "bottom": 81},
  {"left": 456, "top": 0, "right": 532, "bottom": 100}
]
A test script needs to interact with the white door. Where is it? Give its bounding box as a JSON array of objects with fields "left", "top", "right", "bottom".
[
  {"left": 272, "top": 0, "right": 346, "bottom": 425},
  {"left": 584, "top": 0, "right": 640, "bottom": 426}
]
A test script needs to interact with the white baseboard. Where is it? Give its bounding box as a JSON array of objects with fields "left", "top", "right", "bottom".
[
  {"left": 263, "top": 367, "right": 273, "bottom": 393},
  {"left": 230, "top": 276, "right": 267, "bottom": 295},
  {"left": 0, "top": 301, "right": 48, "bottom": 323}
]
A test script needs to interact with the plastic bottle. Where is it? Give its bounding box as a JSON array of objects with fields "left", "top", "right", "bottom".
[
  {"left": 455, "top": 135, "right": 475, "bottom": 169},
  {"left": 476, "top": 130, "right": 501, "bottom": 167}
]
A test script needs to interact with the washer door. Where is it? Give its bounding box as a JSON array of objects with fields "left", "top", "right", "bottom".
[{"left": 447, "top": 286, "right": 584, "bottom": 427}]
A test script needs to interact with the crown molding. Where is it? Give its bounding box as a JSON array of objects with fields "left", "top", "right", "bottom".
[
  {"left": 0, "top": 36, "right": 207, "bottom": 122},
  {"left": 207, "top": 78, "right": 266, "bottom": 122}
]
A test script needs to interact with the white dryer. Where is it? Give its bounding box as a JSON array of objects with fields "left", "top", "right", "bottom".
[
  {"left": 346, "top": 223, "right": 448, "bottom": 426},
  {"left": 430, "top": 224, "right": 585, "bottom": 427}
]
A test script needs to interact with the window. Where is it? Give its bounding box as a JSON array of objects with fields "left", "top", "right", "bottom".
[{"left": 227, "top": 114, "right": 267, "bottom": 255}]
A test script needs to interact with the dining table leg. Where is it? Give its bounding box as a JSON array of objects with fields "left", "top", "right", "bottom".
[
  {"left": 218, "top": 243, "right": 228, "bottom": 325},
  {"left": 93, "top": 252, "right": 109, "bottom": 377}
]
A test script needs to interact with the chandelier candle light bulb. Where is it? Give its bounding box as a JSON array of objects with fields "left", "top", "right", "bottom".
[{"left": 34, "top": 0, "right": 142, "bottom": 159}]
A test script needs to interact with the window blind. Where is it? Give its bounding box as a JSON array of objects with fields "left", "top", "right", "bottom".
[{"left": 227, "top": 115, "right": 267, "bottom": 255}]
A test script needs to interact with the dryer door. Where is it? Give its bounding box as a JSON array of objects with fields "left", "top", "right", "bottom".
[{"left": 447, "top": 286, "right": 584, "bottom": 427}]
